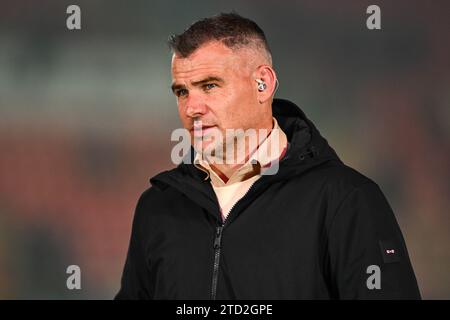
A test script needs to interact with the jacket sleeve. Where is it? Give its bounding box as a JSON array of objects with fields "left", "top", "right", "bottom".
[
  {"left": 327, "top": 182, "right": 421, "bottom": 299},
  {"left": 115, "top": 191, "right": 152, "bottom": 300}
]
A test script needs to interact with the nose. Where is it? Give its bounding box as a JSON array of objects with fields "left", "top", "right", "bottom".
[{"left": 184, "top": 92, "right": 207, "bottom": 118}]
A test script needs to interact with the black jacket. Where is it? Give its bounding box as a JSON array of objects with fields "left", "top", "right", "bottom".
[{"left": 116, "top": 98, "right": 421, "bottom": 300}]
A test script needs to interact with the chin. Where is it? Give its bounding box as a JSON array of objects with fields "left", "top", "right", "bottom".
[{"left": 194, "top": 140, "right": 224, "bottom": 160}]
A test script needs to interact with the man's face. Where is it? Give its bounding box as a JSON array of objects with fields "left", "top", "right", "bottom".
[{"left": 171, "top": 41, "right": 264, "bottom": 157}]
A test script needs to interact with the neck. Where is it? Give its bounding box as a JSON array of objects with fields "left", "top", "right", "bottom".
[{"left": 209, "top": 118, "right": 274, "bottom": 181}]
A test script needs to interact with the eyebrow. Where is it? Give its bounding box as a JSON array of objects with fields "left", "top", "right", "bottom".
[{"left": 171, "top": 76, "right": 225, "bottom": 93}]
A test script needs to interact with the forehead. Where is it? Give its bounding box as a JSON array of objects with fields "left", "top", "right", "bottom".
[{"left": 171, "top": 42, "right": 247, "bottom": 79}]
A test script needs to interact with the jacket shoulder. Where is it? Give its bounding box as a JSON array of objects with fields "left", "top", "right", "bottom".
[
  {"left": 136, "top": 182, "right": 179, "bottom": 209},
  {"left": 306, "top": 160, "right": 378, "bottom": 193},
  {"left": 298, "top": 160, "right": 388, "bottom": 226}
]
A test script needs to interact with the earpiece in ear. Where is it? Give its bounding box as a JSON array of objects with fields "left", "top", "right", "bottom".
[{"left": 255, "top": 79, "right": 267, "bottom": 92}]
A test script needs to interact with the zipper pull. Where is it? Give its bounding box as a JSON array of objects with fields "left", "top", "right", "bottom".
[{"left": 213, "top": 226, "right": 223, "bottom": 249}]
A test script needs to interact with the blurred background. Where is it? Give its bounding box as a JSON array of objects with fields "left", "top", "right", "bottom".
[{"left": 0, "top": 0, "right": 449, "bottom": 299}]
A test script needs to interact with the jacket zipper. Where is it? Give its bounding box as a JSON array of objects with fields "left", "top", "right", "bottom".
[
  {"left": 210, "top": 182, "right": 257, "bottom": 300},
  {"left": 211, "top": 225, "right": 223, "bottom": 300}
]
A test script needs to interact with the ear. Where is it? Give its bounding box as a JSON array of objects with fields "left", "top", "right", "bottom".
[{"left": 254, "top": 65, "right": 277, "bottom": 104}]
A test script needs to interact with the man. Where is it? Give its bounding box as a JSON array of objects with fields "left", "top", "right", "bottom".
[{"left": 116, "top": 13, "right": 420, "bottom": 299}]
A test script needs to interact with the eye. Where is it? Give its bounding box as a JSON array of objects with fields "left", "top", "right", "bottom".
[
  {"left": 175, "top": 88, "right": 188, "bottom": 97},
  {"left": 204, "top": 83, "right": 217, "bottom": 91}
]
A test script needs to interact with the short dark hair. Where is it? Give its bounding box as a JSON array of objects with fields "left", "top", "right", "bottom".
[{"left": 168, "top": 12, "right": 272, "bottom": 62}]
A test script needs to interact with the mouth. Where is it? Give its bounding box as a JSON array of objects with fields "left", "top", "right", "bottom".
[{"left": 190, "top": 125, "right": 216, "bottom": 137}]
